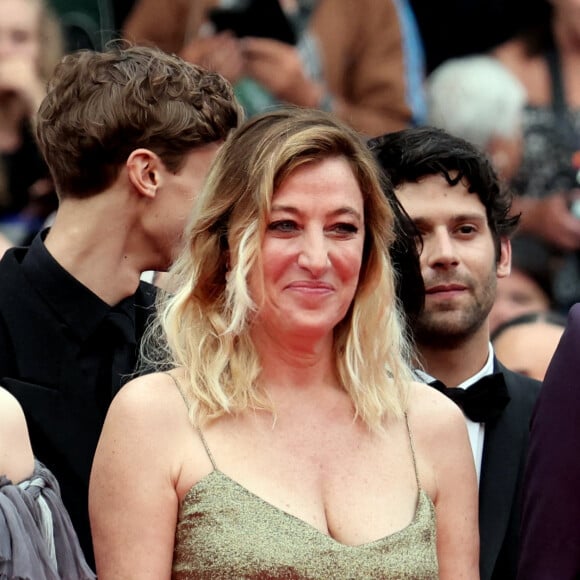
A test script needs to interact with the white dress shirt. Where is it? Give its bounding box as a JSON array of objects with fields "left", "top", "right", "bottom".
[{"left": 415, "top": 343, "right": 495, "bottom": 486}]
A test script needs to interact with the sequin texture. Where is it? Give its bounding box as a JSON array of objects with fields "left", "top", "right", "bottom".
[{"left": 172, "top": 470, "right": 438, "bottom": 579}]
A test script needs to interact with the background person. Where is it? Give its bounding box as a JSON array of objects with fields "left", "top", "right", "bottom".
[
  {"left": 491, "top": 268, "right": 552, "bottom": 333},
  {"left": 489, "top": 243, "right": 554, "bottom": 333},
  {"left": 0, "top": 386, "right": 95, "bottom": 579},
  {"left": 423, "top": 54, "right": 554, "bottom": 333},
  {"left": 0, "top": 44, "right": 242, "bottom": 567},
  {"left": 370, "top": 126, "right": 542, "bottom": 580},
  {"left": 0, "top": 0, "right": 64, "bottom": 246},
  {"left": 426, "top": 54, "right": 527, "bottom": 183},
  {"left": 90, "top": 107, "right": 479, "bottom": 579},
  {"left": 493, "top": 0, "right": 580, "bottom": 311},
  {"left": 517, "top": 302, "right": 580, "bottom": 578},
  {"left": 122, "top": 0, "right": 414, "bottom": 136},
  {"left": 491, "top": 310, "right": 566, "bottom": 381},
  {"left": 410, "top": 0, "right": 546, "bottom": 74}
]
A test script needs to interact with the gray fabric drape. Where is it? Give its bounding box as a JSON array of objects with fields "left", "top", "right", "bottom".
[{"left": 0, "top": 460, "right": 95, "bottom": 580}]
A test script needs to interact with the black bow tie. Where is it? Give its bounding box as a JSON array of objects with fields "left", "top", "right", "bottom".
[{"left": 429, "top": 373, "right": 511, "bottom": 423}]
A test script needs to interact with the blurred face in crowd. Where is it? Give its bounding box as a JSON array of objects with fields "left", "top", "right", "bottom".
[
  {"left": 395, "top": 173, "right": 510, "bottom": 347},
  {"left": 488, "top": 132, "right": 523, "bottom": 184},
  {"left": 493, "top": 319, "right": 564, "bottom": 381},
  {"left": 0, "top": 0, "right": 41, "bottom": 64},
  {"left": 489, "top": 268, "right": 550, "bottom": 334}
]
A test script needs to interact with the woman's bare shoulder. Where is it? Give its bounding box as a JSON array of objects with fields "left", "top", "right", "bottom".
[
  {"left": 406, "top": 381, "right": 466, "bottom": 438},
  {"left": 113, "top": 369, "right": 182, "bottom": 403},
  {"left": 106, "top": 370, "right": 189, "bottom": 427},
  {"left": 405, "top": 382, "right": 473, "bottom": 496}
]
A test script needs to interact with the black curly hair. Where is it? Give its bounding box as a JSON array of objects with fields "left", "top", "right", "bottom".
[
  {"left": 368, "top": 125, "right": 521, "bottom": 326},
  {"left": 368, "top": 125, "right": 520, "bottom": 256}
]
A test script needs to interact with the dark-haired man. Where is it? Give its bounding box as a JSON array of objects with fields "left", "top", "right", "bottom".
[{"left": 370, "top": 126, "right": 541, "bottom": 580}]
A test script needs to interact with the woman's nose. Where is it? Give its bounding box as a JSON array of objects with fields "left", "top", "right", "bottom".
[{"left": 297, "top": 231, "right": 330, "bottom": 274}]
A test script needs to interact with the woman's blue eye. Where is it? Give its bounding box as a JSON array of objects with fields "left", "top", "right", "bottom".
[
  {"left": 268, "top": 220, "right": 297, "bottom": 232},
  {"left": 267, "top": 221, "right": 359, "bottom": 235},
  {"left": 332, "top": 223, "right": 359, "bottom": 234}
]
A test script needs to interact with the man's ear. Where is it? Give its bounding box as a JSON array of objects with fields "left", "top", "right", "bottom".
[
  {"left": 497, "top": 237, "right": 512, "bottom": 279},
  {"left": 126, "top": 149, "right": 164, "bottom": 198}
]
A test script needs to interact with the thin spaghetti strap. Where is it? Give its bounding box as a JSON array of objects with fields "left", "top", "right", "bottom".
[
  {"left": 196, "top": 429, "right": 217, "bottom": 470},
  {"left": 404, "top": 412, "right": 421, "bottom": 491},
  {"left": 163, "top": 372, "right": 217, "bottom": 470},
  {"left": 164, "top": 371, "right": 189, "bottom": 410}
]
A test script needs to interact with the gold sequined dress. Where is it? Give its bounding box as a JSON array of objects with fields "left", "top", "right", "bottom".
[{"left": 171, "top": 416, "right": 438, "bottom": 579}]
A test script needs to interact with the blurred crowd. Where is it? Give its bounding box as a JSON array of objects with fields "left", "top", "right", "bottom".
[{"left": 3, "top": 0, "right": 575, "bottom": 323}]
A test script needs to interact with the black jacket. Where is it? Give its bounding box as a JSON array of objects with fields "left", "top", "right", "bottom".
[
  {"left": 0, "top": 232, "right": 156, "bottom": 569},
  {"left": 479, "top": 360, "right": 541, "bottom": 580}
]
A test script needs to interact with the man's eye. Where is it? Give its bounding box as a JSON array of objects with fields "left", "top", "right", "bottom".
[{"left": 457, "top": 225, "right": 476, "bottom": 235}]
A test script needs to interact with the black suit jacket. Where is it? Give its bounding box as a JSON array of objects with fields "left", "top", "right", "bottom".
[
  {"left": 517, "top": 303, "right": 580, "bottom": 579},
  {"left": 0, "top": 235, "right": 156, "bottom": 568},
  {"left": 479, "top": 360, "right": 541, "bottom": 580}
]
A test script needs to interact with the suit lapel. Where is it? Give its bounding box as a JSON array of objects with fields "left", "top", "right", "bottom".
[{"left": 478, "top": 360, "right": 531, "bottom": 579}]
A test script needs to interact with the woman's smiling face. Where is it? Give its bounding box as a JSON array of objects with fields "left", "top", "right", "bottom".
[{"left": 248, "top": 155, "right": 365, "bottom": 342}]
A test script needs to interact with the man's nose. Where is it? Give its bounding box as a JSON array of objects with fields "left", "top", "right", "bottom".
[{"left": 423, "top": 229, "right": 459, "bottom": 269}]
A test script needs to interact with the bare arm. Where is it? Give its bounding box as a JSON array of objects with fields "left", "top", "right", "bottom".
[
  {"left": 411, "top": 385, "right": 480, "bottom": 579},
  {"left": 122, "top": 0, "right": 192, "bottom": 54},
  {"left": 0, "top": 387, "right": 34, "bottom": 483},
  {"left": 308, "top": 0, "right": 412, "bottom": 136},
  {"left": 434, "top": 409, "right": 479, "bottom": 579},
  {"left": 238, "top": 0, "right": 412, "bottom": 136},
  {"left": 89, "top": 374, "right": 185, "bottom": 579},
  {"left": 122, "top": 0, "right": 244, "bottom": 84}
]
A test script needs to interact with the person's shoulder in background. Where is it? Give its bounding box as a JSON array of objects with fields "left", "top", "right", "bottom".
[
  {"left": 0, "top": 385, "right": 96, "bottom": 579},
  {"left": 0, "top": 385, "right": 34, "bottom": 483}
]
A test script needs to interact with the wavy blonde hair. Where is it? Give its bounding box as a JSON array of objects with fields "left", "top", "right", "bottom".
[{"left": 145, "top": 107, "right": 415, "bottom": 431}]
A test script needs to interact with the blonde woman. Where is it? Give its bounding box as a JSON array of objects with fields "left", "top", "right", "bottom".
[{"left": 90, "top": 107, "right": 479, "bottom": 579}]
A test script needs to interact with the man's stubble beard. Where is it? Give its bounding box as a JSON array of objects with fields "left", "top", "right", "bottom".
[{"left": 413, "top": 270, "right": 497, "bottom": 350}]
